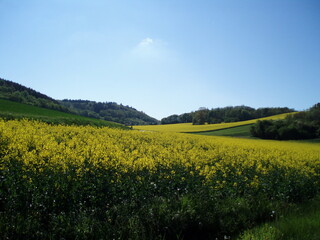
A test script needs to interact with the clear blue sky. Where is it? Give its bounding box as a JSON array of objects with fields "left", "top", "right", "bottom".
[{"left": 1, "top": 0, "right": 319, "bottom": 120}]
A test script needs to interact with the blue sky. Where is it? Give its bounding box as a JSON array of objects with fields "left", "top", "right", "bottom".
[{"left": 1, "top": 0, "right": 319, "bottom": 120}]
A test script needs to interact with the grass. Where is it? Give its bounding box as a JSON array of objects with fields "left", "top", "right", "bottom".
[
  {"left": 0, "top": 99, "right": 128, "bottom": 129},
  {"left": 190, "top": 124, "right": 253, "bottom": 137},
  {"left": 237, "top": 195, "right": 320, "bottom": 240}
]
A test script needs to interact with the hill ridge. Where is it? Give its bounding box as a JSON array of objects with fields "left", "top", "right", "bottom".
[{"left": 0, "top": 78, "right": 159, "bottom": 125}]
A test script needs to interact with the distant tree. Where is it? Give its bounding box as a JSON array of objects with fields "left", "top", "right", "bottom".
[
  {"left": 160, "top": 105, "right": 294, "bottom": 125},
  {"left": 180, "top": 113, "right": 193, "bottom": 123},
  {"left": 192, "top": 108, "right": 209, "bottom": 125},
  {"left": 161, "top": 115, "right": 180, "bottom": 124}
]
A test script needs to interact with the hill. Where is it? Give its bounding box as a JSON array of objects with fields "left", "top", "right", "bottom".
[
  {"left": 0, "top": 78, "right": 70, "bottom": 112},
  {"left": 0, "top": 78, "right": 159, "bottom": 125},
  {"left": 0, "top": 99, "right": 127, "bottom": 129},
  {"left": 59, "top": 99, "right": 159, "bottom": 126}
]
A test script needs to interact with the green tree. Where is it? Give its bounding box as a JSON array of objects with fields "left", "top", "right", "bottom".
[{"left": 192, "top": 108, "right": 209, "bottom": 125}]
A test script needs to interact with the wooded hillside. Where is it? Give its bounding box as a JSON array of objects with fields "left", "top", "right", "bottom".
[
  {"left": 0, "top": 78, "right": 159, "bottom": 125},
  {"left": 161, "top": 106, "right": 294, "bottom": 125},
  {"left": 0, "top": 78, "right": 69, "bottom": 112},
  {"left": 59, "top": 100, "right": 159, "bottom": 126}
]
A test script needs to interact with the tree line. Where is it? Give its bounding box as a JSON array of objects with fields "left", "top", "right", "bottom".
[
  {"left": 251, "top": 103, "right": 320, "bottom": 140},
  {"left": 161, "top": 106, "right": 294, "bottom": 125},
  {"left": 59, "top": 99, "right": 159, "bottom": 126}
]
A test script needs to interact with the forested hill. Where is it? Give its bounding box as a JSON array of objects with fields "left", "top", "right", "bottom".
[
  {"left": 0, "top": 78, "right": 69, "bottom": 112},
  {"left": 0, "top": 78, "right": 158, "bottom": 125},
  {"left": 161, "top": 106, "right": 295, "bottom": 125},
  {"left": 59, "top": 100, "right": 159, "bottom": 126}
]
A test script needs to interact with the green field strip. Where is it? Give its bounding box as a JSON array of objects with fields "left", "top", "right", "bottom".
[
  {"left": 184, "top": 124, "right": 253, "bottom": 135},
  {"left": 0, "top": 99, "right": 127, "bottom": 128}
]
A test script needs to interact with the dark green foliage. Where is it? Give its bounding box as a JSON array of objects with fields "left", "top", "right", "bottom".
[
  {"left": 161, "top": 113, "right": 193, "bottom": 124},
  {"left": 237, "top": 196, "right": 320, "bottom": 240},
  {"left": 1, "top": 157, "right": 319, "bottom": 239},
  {"left": 161, "top": 114, "right": 181, "bottom": 124},
  {"left": 60, "top": 99, "right": 159, "bottom": 126},
  {"left": 192, "top": 108, "right": 209, "bottom": 125},
  {"left": 251, "top": 103, "right": 320, "bottom": 140},
  {"left": 201, "top": 106, "right": 294, "bottom": 125},
  {"left": 161, "top": 106, "right": 294, "bottom": 125}
]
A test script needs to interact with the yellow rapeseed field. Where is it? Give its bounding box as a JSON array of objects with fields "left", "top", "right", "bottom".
[
  {"left": 1, "top": 119, "right": 319, "bottom": 239},
  {"left": 1, "top": 119, "right": 319, "bottom": 184},
  {"left": 133, "top": 113, "right": 293, "bottom": 132}
]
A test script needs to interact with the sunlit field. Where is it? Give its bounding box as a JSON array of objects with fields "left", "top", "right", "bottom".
[
  {"left": 133, "top": 113, "right": 292, "bottom": 133},
  {"left": 1, "top": 119, "right": 319, "bottom": 239}
]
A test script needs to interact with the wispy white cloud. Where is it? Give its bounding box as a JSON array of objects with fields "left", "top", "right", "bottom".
[
  {"left": 131, "top": 37, "right": 168, "bottom": 60},
  {"left": 138, "top": 37, "right": 154, "bottom": 47}
]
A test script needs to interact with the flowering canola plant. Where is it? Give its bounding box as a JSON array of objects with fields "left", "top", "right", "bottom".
[
  {"left": 1, "top": 119, "right": 319, "bottom": 239},
  {"left": 1, "top": 119, "right": 319, "bottom": 185}
]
